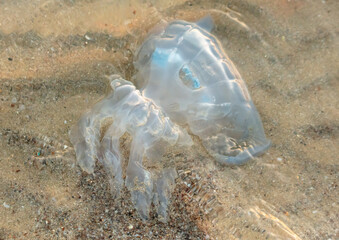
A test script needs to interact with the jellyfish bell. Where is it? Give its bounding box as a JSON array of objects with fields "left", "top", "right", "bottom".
[{"left": 135, "top": 16, "right": 271, "bottom": 165}]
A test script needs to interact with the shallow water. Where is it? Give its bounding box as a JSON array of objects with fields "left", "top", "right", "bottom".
[{"left": 0, "top": 0, "right": 338, "bottom": 239}]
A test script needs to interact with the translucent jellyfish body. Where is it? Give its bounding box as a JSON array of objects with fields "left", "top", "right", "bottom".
[
  {"left": 70, "top": 17, "right": 271, "bottom": 222},
  {"left": 69, "top": 76, "right": 192, "bottom": 221},
  {"left": 135, "top": 17, "right": 271, "bottom": 165}
]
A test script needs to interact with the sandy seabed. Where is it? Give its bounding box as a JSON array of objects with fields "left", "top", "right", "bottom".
[{"left": 0, "top": 0, "right": 338, "bottom": 239}]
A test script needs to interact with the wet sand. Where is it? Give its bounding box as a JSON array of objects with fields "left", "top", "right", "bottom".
[{"left": 0, "top": 0, "right": 338, "bottom": 239}]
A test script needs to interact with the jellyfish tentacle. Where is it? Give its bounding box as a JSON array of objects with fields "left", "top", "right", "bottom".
[
  {"left": 125, "top": 135, "right": 154, "bottom": 221},
  {"left": 98, "top": 121, "right": 126, "bottom": 198}
]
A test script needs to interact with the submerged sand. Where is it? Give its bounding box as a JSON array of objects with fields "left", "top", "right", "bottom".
[{"left": 0, "top": 0, "right": 338, "bottom": 239}]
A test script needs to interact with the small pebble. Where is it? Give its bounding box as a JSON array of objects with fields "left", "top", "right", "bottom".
[
  {"left": 277, "top": 157, "right": 282, "bottom": 162},
  {"left": 128, "top": 224, "right": 133, "bottom": 230},
  {"left": 85, "top": 35, "right": 92, "bottom": 41},
  {"left": 11, "top": 97, "right": 17, "bottom": 103},
  {"left": 3, "top": 202, "right": 10, "bottom": 208}
]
